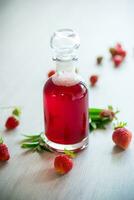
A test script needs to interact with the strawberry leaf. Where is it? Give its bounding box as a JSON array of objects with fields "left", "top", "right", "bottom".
[
  {"left": 12, "top": 107, "right": 21, "bottom": 117},
  {"left": 114, "top": 122, "right": 127, "bottom": 129},
  {"left": 64, "top": 149, "right": 76, "bottom": 158},
  {"left": 0, "top": 136, "right": 3, "bottom": 144}
]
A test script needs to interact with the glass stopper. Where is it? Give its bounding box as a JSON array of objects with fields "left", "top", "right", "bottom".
[{"left": 50, "top": 29, "right": 80, "bottom": 61}]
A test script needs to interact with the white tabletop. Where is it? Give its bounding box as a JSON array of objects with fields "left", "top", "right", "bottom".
[{"left": 0, "top": 0, "right": 134, "bottom": 200}]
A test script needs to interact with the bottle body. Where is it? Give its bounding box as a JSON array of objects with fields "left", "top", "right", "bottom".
[{"left": 43, "top": 72, "right": 89, "bottom": 151}]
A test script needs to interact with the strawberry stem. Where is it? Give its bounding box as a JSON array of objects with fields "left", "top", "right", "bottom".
[
  {"left": 0, "top": 136, "right": 3, "bottom": 144},
  {"left": 114, "top": 122, "right": 127, "bottom": 130},
  {"left": 12, "top": 107, "right": 21, "bottom": 117},
  {"left": 64, "top": 149, "right": 76, "bottom": 158}
]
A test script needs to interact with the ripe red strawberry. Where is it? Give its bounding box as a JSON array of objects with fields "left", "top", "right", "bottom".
[
  {"left": 90, "top": 75, "right": 98, "bottom": 86},
  {"left": 115, "top": 43, "right": 126, "bottom": 58},
  {"left": 109, "top": 43, "right": 126, "bottom": 59},
  {"left": 0, "top": 137, "right": 10, "bottom": 161},
  {"left": 48, "top": 70, "right": 56, "bottom": 78},
  {"left": 119, "top": 50, "right": 126, "bottom": 58},
  {"left": 116, "top": 43, "right": 122, "bottom": 49},
  {"left": 54, "top": 155, "right": 73, "bottom": 174},
  {"left": 112, "top": 122, "right": 132, "bottom": 150},
  {"left": 100, "top": 109, "right": 115, "bottom": 120},
  {"left": 112, "top": 55, "right": 124, "bottom": 67},
  {"left": 5, "top": 116, "right": 19, "bottom": 130}
]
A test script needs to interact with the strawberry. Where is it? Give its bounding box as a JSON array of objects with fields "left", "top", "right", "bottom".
[
  {"left": 100, "top": 109, "right": 115, "bottom": 120},
  {"left": 90, "top": 75, "right": 98, "bottom": 86},
  {"left": 48, "top": 70, "right": 56, "bottom": 78},
  {"left": 5, "top": 116, "right": 19, "bottom": 130},
  {"left": 0, "top": 137, "right": 10, "bottom": 161},
  {"left": 118, "top": 50, "right": 126, "bottom": 58},
  {"left": 116, "top": 43, "right": 122, "bottom": 49},
  {"left": 109, "top": 43, "right": 126, "bottom": 59},
  {"left": 112, "top": 55, "right": 124, "bottom": 67},
  {"left": 112, "top": 122, "right": 132, "bottom": 150},
  {"left": 54, "top": 155, "right": 73, "bottom": 174},
  {"left": 115, "top": 43, "right": 126, "bottom": 58}
]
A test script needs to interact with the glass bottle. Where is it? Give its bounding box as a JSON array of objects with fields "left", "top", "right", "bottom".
[{"left": 43, "top": 29, "right": 89, "bottom": 152}]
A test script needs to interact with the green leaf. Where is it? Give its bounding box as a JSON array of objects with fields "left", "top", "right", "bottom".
[
  {"left": 90, "top": 122, "right": 97, "bottom": 130},
  {"left": 114, "top": 122, "right": 127, "bottom": 129},
  {"left": 12, "top": 107, "right": 21, "bottom": 117},
  {"left": 108, "top": 105, "right": 113, "bottom": 111},
  {"left": 43, "top": 145, "right": 53, "bottom": 152},
  {"left": 90, "top": 115, "right": 101, "bottom": 120},
  {"left": 21, "top": 132, "right": 52, "bottom": 153},
  {"left": 89, "top": 108, "right": 102, "bottom": 115},
  {"left": 22, "top": 134, "right": 41, "bottom": 139},
  {"left": 21, "top": 142, "right": 39, "bottom": 149},
  {"left": 21, "top": 137, "right": 40, "bottom": 143},
  {"left": 36, "top": 145, "right": 43, "bottom": 152},
  {"left": 64, "top": 149, "right": 76, "bottom": 158},
  {"left": 0, "top": 136, "right": 3, "bottom": 144}
]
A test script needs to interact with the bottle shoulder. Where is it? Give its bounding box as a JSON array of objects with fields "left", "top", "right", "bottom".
[{"left": 44, "top": 77, "right": 88, "bottom": 98}]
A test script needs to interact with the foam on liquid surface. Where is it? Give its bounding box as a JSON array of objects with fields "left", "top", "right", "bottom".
[{"left": 52, "top": 72, "right": 82, "bottom": 87}]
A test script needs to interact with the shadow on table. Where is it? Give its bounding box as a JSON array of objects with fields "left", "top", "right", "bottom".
[
  {"left": 38, "top": 151, "right": 55, "bottom": 160},
  {"left": 0, "top": 161, "right": 8, "bottom": 169},
  {"left": 112, "top": 145, "right": 125, "bottom": 154},
  {"left": 20, "top": 149, "right": 52, "bottom": 157},
  {"left": 35, "top": 167, "right": 62, "bottom": 183},
  {"left": 111, "top": 145, "right": 131, "bottom": 164}
]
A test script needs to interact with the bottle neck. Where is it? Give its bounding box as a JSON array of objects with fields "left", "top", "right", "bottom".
[{"left": 56, "top": 60, "right": 76, "bottom": 73}]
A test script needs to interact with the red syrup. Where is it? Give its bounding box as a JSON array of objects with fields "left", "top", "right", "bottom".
[{"left": 43, "top": 77, "right": 88, "bottom": 145}]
